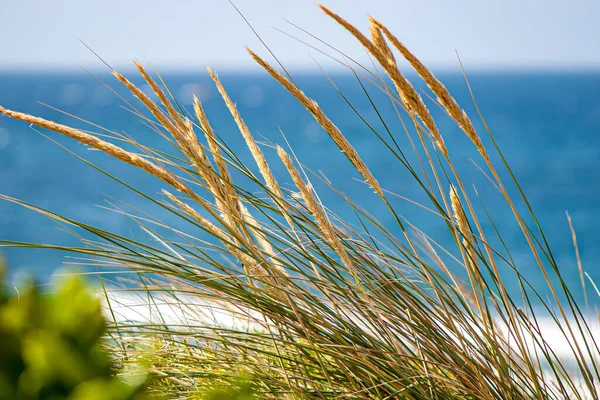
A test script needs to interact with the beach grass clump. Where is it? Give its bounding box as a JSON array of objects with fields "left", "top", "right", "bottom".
[{"left": 1, "top": 4, "right": 599, "bottom": 399}]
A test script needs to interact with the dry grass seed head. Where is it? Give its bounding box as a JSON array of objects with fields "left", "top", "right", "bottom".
[
  {"left": 190, "top": 96, "right": 246, "bottom": 233},
  {"left": 450, "top": 185, "right": 478, "bottom": 272},
  {"left": 112, "top": 70, "right": 180, "bottom": 139},
  {"left": 164, "top": 190, "right": 280, "bottom": 286},
  {"left": 114, "top": 71, "right": 235, "bottom": 211},
  {"left": 249, "top": 48, "right": 385, "bottom": 199},
  {"left": 0, "top": 105, "right": 189, "bottom": 195},
  {"left": 173, "top": 118, "right": 241, "bottom": 232},
  {"left": 135, "top": 61, "right": 187, "bottom": 133},
  {"left": 370, "top": 24, "right": 395, "bottom": 64},
  {"left": 277, "top": 146, "right": 360, "bottom": 282},
  {"left": 131, "top": 64, "right": 229, "bottom": 193},
  {"left": 204, "top": 69, "right": 299, "bottom": 238},
  {"left": 163, "top": 190, "right": 233, "bottom": 246},
  {"left": 318, "top": 5, "right": 448, "bottom": 158},
  {"left": 120, "top": 70, "right": 239, "bottom": 232},
  {"left": 207, "top": 68, "right": 285, "bottom": 201},
  {"left": 193, "top": 95, "right": 235, "bottom": 189},
  {"left": 369, "top": 17, "right": 485, "bottom": 157},
  {"left": 239, "top": 202, "right": 285, "bottom": 273}
]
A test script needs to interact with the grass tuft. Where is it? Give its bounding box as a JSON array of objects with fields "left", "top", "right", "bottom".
[{"left": 1, "top": 5, "right": 599, "bottom": 399}]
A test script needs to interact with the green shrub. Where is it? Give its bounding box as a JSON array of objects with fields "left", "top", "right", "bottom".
[
  {"left": 0, "top": 264, "right": 150, "bottom": 400},
  {"left": 204, "top": 380, "right": 255, "bottom": 400}
]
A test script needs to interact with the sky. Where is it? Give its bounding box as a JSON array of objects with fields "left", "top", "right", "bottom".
[{"left": 1, "top": 0, "right": 599, "bottom": 72}]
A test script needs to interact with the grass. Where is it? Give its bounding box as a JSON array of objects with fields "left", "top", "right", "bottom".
[{"left": 0, "top": 4, "right": 599, "bottom": 399}]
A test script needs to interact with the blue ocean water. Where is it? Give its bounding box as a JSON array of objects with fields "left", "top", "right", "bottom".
[{"left": 0, "top": 70, "right": 598, "bottom": 304}]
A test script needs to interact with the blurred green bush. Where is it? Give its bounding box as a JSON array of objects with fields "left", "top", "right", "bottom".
[
  {"left": 203, "top": 380, "right": 255, "bottom": 400},
  {"left": 0, "top": 260, "right": 150, "bottom": 400}
]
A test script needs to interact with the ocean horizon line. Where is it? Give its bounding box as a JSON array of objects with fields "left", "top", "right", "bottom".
[{"left": 2, "top": 65, "right": 600, "bottom": 77}]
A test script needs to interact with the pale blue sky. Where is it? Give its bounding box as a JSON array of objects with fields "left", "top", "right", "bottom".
[{"left": 1, "top": 0, "right": 599, "bottom": 71}]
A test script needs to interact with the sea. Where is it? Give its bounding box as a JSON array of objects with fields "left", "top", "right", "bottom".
[{"left": 0, "top": 70, "right": 599, "bottom": 308}]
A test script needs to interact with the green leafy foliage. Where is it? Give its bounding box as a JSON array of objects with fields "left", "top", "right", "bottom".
[
  {"left": 204, "top": 380, "right": 255, "bottom": 400},
  {"left": 0, "top": 265, "right": 150, "bottom": 400}
]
